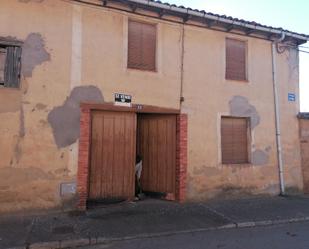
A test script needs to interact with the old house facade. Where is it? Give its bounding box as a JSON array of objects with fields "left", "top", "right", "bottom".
[{"left": 0, "top": 0, "right": 308, "bottom": 213}]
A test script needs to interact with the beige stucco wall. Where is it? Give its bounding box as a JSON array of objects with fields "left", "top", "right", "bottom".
[
  {"left": 276, "top": 47, "right": 303, "bottom": 193},
  {"left": 0, "top": 0, "right": 74, "bottom": 213},
  {"left": 0, "top": 0, "right": 303, "bottom": 213},
  {"left": 182, "top": 25, "right": 303, "bottom": 200}
]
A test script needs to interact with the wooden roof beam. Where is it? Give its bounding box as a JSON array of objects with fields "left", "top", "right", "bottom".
[
  {"left": 206, "top": 19, "right": 217, "bottom": 28},
  {"left": 183, "top": 14, "right": 192, "bottom": 23},
  {"left": 158, "top": 9, "right": 167, "bottom": 18},
  {"left": 226, "top": 24, "right": 235, "bottom": 32},
  {"left": 246, "top": 28, "right": 256, "bottom": 35}
]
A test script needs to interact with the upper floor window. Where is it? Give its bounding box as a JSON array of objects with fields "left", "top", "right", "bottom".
[
  {"left": 0, "top": 45, "right": 22, "bottom": 88},
  {"left": 221, "top": 117, "right": 249, "bottom": 164},
  {"left": 226, "top": 38, "right": 247, "bottom": 81},
  {"left": 128, "top": 20, "right": 157, "bottom": 71}
]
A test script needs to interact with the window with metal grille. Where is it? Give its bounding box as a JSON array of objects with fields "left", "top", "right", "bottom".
[
  {"left": 226, "top": 38, "right": 247, "bottom": 81},
  {"left": 221, "top": 117, "right": 249, "bottom": 164},
  {"left": 128, "top": 20, "right": 156, "bottom": 71},
  {"left": 0, "top": 45, "right": 22, "bottom": 88}
]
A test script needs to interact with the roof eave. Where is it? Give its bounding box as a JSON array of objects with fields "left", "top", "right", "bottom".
[{"left": 122, "top": 0, "right": 309, "bottom": 44}]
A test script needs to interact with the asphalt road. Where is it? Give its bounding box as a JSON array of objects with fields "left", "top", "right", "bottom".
[{"left": 79, "top": 221, "right": 309, "bottom": 249}]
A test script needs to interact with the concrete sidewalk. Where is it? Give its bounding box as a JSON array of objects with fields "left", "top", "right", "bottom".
[{"left": 2, "top": 195, "right": 309, "bottom": 249}]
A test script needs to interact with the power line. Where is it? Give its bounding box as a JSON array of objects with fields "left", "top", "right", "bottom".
[
  {"left": 280, "top": 44, "right": 309, "bottom": 54},
  {"left": 299, "top": 50, "right": 309, "bottom": 54}
]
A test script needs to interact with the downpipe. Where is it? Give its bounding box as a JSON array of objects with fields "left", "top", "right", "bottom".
[
  {"left": 179, "top": 24, "right": 185, "bottom": 108},
  {"left": 271, "top": 32, "right": 286, "bottom": 196}
]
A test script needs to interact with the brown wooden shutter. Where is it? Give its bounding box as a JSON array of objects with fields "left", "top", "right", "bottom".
[
  {"left": 128, "top": 20, "right": 156, "bottom": 71},
  {"left": 4, "top": 46, "right": 22, "bottom": 88},
  {"left": 226, "top": 38, "right": 246, "bottom": 81},
  {"left": 0, "top": 48, "right": 7, "bottom": 85},
  {"left": 221, "top": 117, "right": 249, "bottom": 164}
]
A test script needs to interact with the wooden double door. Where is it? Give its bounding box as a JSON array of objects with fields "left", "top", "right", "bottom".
[{"left": 88, "top": 111, "right": 177, "bottom": 201}]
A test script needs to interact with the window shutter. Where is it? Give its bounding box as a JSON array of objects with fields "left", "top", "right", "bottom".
[
  {"left": 226, "top": 39, "right": 246, "bottom": 81},
  {"left": 0, "top": 48, "right": 6, "bottom": 84},
  {"left": 141, "top": 22, "right": 156, "bottom": 71},
  {"left": 4, "top": 46, "right": 22, "bottom": 88},
  {"left": 221, "top": 117, "right": 249, "bottom": 164},
  {"left": 128, "top": 21, "right": 143, "bottom": 69},
  {"left": 128, "top": 20, "right": 156, "bottom": 71}
]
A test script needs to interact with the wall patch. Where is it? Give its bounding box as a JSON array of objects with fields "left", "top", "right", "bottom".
[
  {"left": 22, "top": 33, "right": 50, "bottom": 78},
  {"left": 252, "top": 149, "right": 269, "bottom": 166},
  {"left": 229, "top": 96, "right": 260, "bottom": 129},
  {"left": 48, "top": 86, "right": 104, "bottom": 148}
]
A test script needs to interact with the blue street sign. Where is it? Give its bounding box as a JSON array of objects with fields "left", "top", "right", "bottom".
[{"left": 288, "top": 93, "right": 296, "bottom": 102}]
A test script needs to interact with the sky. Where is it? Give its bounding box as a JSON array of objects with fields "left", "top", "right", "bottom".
[{"left": 168, "top": 0, "right": 309, "bottom": 111}]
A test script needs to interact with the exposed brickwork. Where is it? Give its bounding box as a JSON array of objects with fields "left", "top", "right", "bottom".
[
  {"left": 299, "top": 118, "right": 309, "bottom": 193},
  {"left": 176, "top": 114, "right": 188, "bottom": 202},
  {"left": 77, "top": 107, "right": 91, "bottom": 210}
]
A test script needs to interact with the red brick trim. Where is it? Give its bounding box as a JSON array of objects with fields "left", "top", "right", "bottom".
[
  {"left": 76, "top": 108, "right": 188, "bottom": 209},
  {"left": 77, "top": 107, "right": 91, "bottom": 211},
  {"left": 176, "top": 114, "right": 188, "bottom": 202}
]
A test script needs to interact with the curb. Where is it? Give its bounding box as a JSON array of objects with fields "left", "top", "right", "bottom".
[
  {"left": 7, "top": 217, "right": 309, "bottom": 249},
  {"left": 236, "top": 216, "right": 309, "bottom": 228}
]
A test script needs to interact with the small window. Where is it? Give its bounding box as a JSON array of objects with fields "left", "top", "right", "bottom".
[
  {"left": 0, "top": 45, "right": 22, "bottom": 88},
  {"left": 226, "top": 38, "right": 247, "bottom": 81},
  {"left": 128, "top": 20, "right": 156, "bottom": 71},
  {"left": 221, "top": 117, "right": 249, "bottom": 164}
]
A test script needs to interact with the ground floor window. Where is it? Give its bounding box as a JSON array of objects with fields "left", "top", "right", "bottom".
[
  {"left": 221, "top": 117, "right": 250, "bottom": 164},
  {"left": 0, "top": 44, "right": 22, "bottom": 88}
]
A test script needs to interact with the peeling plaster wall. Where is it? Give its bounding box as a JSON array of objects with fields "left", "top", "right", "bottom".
[
  {"left": 229, "top": 96, "right": 260, "bottom": 128},
  {"left": 0, "top": 0, "right": 303, "bottom": 213},
  {"left": 0, "top": 0, "right": 74, "bottom": 213},
  {"left": 276, "top": 47, "right": 303, "bottom": 192},
  {"left": 182, "top": 25, "right": 302, "bottom": 201},
  {"left": 48, "top": 86, "right": 104, "bottom": 148},
  {"left": 21, "top": 33, "right": 51, "bottom": 78},
  {"left": 0, "top": 0, "right": 182, "bottom": 213}
]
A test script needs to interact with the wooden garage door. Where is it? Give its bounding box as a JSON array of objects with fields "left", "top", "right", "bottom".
[
  {"left": 137, "top": 114, "right": 176, "bottom": 195},
  {"left": 89, "top": 111, "right": 136, "bottom": 200}
]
